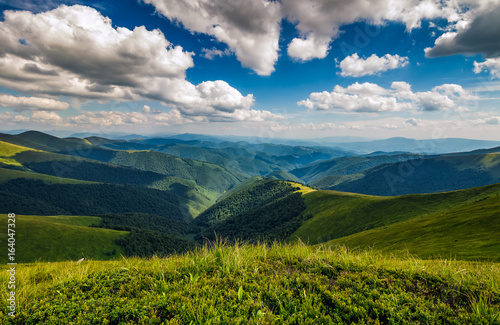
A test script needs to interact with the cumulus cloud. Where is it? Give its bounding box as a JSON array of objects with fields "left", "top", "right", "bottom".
[
  {"left": 31, "top": 110, "right": 63, "bottom": 122},
  {"left": 141, "top": 0, "right": 496, "bottom": 67},
  {"left": 474, "top": 58, "right": 500, "bottom": 79},
  {"left": 425, "top": 4, "right": 500, "bottom": 58},
  {"left": 281, "top": 0, "right": 467, "bottom": 61},
  {"left": 287, "top": 35, "right": 331, "bottom": 61},
  {"left": 339, "top": 53, "right": 409, "bottom": 77},
  {"left": 0, "top": 5, "right": 193, "bottom": 96},
  {"left": 142, "top": 0, "right": 281, "bottom": 76},
  {"left": 298, "top": 81, "right": 478, "bottom": 113},
  {"left": 0, "top": 111, "right": 30, "bottom": 123},
  {"left": 0, "top": 5, "right": 275, "bottom": 122},
  {"left": 0, "top": 93, "right": 69, "bottom": 111}
]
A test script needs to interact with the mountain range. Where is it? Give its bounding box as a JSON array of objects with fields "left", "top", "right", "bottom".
[{"left": 0, "top": 130, "right": 499, "bottom": 264}]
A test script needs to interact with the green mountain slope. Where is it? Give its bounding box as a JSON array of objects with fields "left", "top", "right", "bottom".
[
  {"left": 1, "top": 131, "right": 248, "bottom": 194},
  {"left": 194, "top": 179, "right": 297, "bottom": 228},
  {"left": 0, "top": 162, "right": 188, "bottom": 220},
  {"left": 291, "top": 154, "right": 423, "bottom": 184},
  {"left": 63, "top": 147, "right": 249, "bottom": 193},
  {"left": 327, "top": 192, "right": 500, "bottom": 261},
  {"left": 0, "top": 214, "right": 126, "bottom": 263},
  {"left": 328, "top": 153, "right": 500, "bottom": 196},
  {"left": 287, "top": 183, "right": 500, "bottom": 261},
  {"left": 0, "top": 131, "right": 93, "bottom": 152},
  {"left": 95, "top": 136, "right": 353, "bottom": 176},
  {"left": 0, "top": 139, "right": 240, "bottom": 217},
  {"left": 0, "top": 167, "right": 95, "bottom": 185}
]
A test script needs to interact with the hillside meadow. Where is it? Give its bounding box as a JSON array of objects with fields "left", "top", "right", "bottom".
[{"left": 0, "top": 242, "right": 499, "bottom": 324}]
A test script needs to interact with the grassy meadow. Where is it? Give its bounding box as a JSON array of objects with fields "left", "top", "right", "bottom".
[
  {"left": 0, "top": 241, "right": 498, "bottom": 324},
  {"left": 0, "top": 214, "right": 126, "bottom": 263}
]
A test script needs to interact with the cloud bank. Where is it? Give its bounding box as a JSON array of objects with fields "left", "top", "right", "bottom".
[
  {"left": 298, "top": 82, "right": 478, "bottom": 113},
  {"left": 0, "top": 93, "right": 69, "bottom": 111}
]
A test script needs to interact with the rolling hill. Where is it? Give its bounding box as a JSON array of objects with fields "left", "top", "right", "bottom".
[
  {"left": 287, "top": 182, "right": 500, "bottom": 261},
  {"left": 327, "top": 191, "right": 500, "bottom": 261},
  {"left": 0, "top": 214, "right": 126, "bottom": 263},
  {"left": 0, "top": 212, "right": 198, "bottom": 263},
  {"left": 0, "top": 134, "right": 249, "bottom": 217},
  {"left": 191, "top": 176, "right": 500, "bottom": 262},
  {"left": 0, "top": 130, "right": 93, "bottom": 152},
  {"left": 264, "top": 170, "right": 303, "bottom": 183},
  {"left": 325, "top": 153, "right": 500, "bottom": 196},
  {"left": 87, "top": 135, "right": 354, "bottom": 176},
  {"left": 291, "top": 153, "right": 423, "bottom": 184}
]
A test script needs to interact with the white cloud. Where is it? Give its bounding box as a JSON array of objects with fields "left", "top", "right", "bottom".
[
  {"left": 282, "top": 0, "right": 469, "bottom": 61},
  {"left": 142, "top": 0, "right": 497, "bottom": 66},
  {"left": 298, "top": 82, "right": 478, "bottom": 113},
  {"left": 287, "top": 35, "right": 331, "bottom": 61},
  {"left": 339, "top": 53, "right": 409, "bottom": 77},
  {"left": 0, "top": 111, "right": 30, "bottom": 123},
  {"left": 0, "top": 93, "right": 70, "bottom": 111},
  {"left": 474, "top": 58, "right": 500, "bottom": 79},
  {"left": 143, "top": 0, "right": 281, "bottom": 76},
  {"left": 484, "top": 116, "right": 500, "bottom": 124},
  {"left": 202, "top": 47, "right": 233, "bottom": 60},
  {"left": 31, "top": 111, "right": 63, "bottom": 123},
  {"left": 69, "top": 111, "right": 149, "bottom": 126},
  {"left": 0, "top": 5, "right": 277, "bottom": 122},
  {"left": 0, "top": 5, "right": 194, "bottom": 96}
]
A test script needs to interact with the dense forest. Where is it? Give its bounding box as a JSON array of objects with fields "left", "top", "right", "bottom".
[
  {"left": 19, "top": 159, "right": 165, "bottom": 186},
  {"left": 194, "top": 179, "right": 298, "bottom": 228},
  {"left": 92, "top": 213, "right": 200, "bottom": 236},
  {"left": 197, "top": 192, "right": 310, "bottom": 243},
  {"left": 116, "top": 229, "right": 196, "bottom": 257},
  {"left": 0, "top": 178, "right": 186, "bottom": 220},
  {"left": 194, "top": 179, "right": 310, "bottom": 243}
]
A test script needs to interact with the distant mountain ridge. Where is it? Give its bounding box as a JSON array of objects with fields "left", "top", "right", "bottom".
[{"left": 320, "top": 152, "right": 500, "bottom": 196}]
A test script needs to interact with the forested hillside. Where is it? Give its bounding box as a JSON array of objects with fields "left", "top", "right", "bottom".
[{"left": 194, "top": 180, "right": 310, "bottom": 242}]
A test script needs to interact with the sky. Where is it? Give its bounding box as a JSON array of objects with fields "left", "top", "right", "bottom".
[{"left": 0, "top": 0, "right": 500, "bottom": 140}]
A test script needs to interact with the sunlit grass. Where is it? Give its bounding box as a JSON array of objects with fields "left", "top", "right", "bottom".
[{"left": 1, "top": 241, "right": 498, "bottom": 324}]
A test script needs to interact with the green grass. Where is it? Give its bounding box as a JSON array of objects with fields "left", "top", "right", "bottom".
[
  {"left": 327, "top": 192, "right": 500, "bottom": 261},
  {"left": 0, "top": 242, "right": 498, "bottom": 324},
  {"left": 288, "top": 183, "right": 500, "bottom": 261},
  {"left": 0, "top": 214, "right": 126, "bottom": 263},
  {"left": 0, "top": 140, "right": 35, "bottom": 157},
  {"left": 0, "top": 141, "right": 37, "bottom": 167}
]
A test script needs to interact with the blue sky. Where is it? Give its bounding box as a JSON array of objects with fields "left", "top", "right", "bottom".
[{"left": 0, "top": 0, "right": 499, "bottom": 140}]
